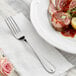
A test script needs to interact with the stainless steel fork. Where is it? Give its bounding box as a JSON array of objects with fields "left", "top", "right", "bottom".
[{"left": 5, "top": 16, "right": 55, "bottom": 73}]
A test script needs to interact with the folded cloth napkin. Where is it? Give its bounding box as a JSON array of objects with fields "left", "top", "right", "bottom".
[{"left": 0, "top": 13, "right": 73, "bottom": 76}]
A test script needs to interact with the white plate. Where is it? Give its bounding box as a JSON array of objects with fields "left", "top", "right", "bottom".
[{"left": 30, "top": 0, "right": 76, "bottom": 54}]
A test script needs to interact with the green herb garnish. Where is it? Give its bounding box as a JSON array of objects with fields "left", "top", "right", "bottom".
[
  {"left": 67, "top": 8, "right": 76, "bottom": 17},
  {"left": 61, "top": 15, "right": 66, "bottom": 19}
]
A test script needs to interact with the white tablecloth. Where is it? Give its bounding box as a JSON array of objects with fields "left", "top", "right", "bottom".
[
  {"left": 0, "top": 0, "right": 76, "bottom": 76},
  {"left": 6, "top": 0, "right": 76, "bottom": 66}
]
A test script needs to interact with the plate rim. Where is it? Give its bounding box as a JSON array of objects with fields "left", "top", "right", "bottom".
[{"left": 30, "top": 0, "right": 76, "bottom": 54}]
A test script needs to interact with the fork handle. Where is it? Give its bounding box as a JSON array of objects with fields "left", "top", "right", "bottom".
[{"left": 23, "top": 38, "right": 56, "bottom": 73}]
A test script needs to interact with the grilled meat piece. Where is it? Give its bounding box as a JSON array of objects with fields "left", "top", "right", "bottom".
[
  {"left": 69, "top": 0, "right": 76, "bottom": 10},
  {"left": 51, "top": 12, "right": 71, "bottom": 31},
  {"left": 55, "top": 0, "right": 72, "bottom": 11},
  {"left": 48, "top": 0, "right": 57, "bottom": 15}
]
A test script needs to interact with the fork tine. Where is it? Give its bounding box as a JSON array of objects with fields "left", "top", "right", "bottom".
[
  {"left": 10, "top": 16, "right": 21, "bottom": 32},
  {"left": 8, "top": 17, "right": 18, "bottom": 34},
  {"left": 5, "top": 16, "right": 21, "bottom": 36},
  {"left": 5, "top": 18, "right": 16, "bottom": 35},
  {"left": 8, "top": 17, "right": 20, "bottom": 34}
]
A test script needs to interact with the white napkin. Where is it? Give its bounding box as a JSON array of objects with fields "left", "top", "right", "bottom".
[{"left": 0, "top": 13, "right": 73, "bottom": 76}]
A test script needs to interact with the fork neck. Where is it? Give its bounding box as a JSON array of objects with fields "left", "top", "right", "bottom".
[{"left": 18, "top": 36, "right": 27, "bottom": 42}]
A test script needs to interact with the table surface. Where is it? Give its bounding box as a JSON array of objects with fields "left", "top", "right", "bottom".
[
  {"left": 8, "top": 0, "right": 76, "bottom": 66},
  {"left": 0, "top": 0, "right": 76, "bottom": 76}
]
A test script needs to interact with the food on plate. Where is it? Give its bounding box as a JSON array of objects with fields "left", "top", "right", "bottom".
[
  {"left": 71, "top": 17, "right": 76, "bottom": 29},
  {"left": 55, "top": 0, "right": 72, "bottom": 11},
  {"left": 48, "top": 0, "right": 76, "bottom": 37},
  {"left": 69, "top": 0, "right": 76, "bottom": 10},
  {"left": 51, "top": 12, "right": 71, "bottom": 31},
  {"left": 48, "top": 0, "right": 57, "bottom": 15}
]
